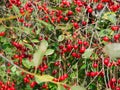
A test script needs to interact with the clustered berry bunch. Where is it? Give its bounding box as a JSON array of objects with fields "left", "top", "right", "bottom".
[{"left": 0, "top": 0, "right": 120, "bottom": 90}]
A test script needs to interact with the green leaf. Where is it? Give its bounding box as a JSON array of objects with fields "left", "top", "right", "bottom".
[
  {"left": 82, "top": 48, "right": 94, "bottom": 59},
  {"left": 99, "top": 29, "right": 111, "bottom": 37},
  {"left": 35, "top": 75, "right": 54, "bottom": 82},
  {"left": 35, "top": 76, "right": 43, "bottom": 84},
  {"left": 57, "top": 85, "right": 66, "bottom": 90},
  {"left": 23, "top": 27, "right": 32, "bottom": 34},
  {"left": 33, "top": 40, "right": 48, "bottom": 67},
  {"left": 11, "top": 66, "right": 16, "bottom": 72},
  {"left": 31, "top": 39, "right": 39, "bottom": 43},
  {"left": 25, "top": 44, "right": 33, "bottom": 50},
  {"left": 71, "top": 86, "right": 86, "bottom": 90},
  {"left": 0, "top": 26, "right": 6, "bottom": 32},
  {"left": 103, "top": 43, "right": 120, "bottom": 58},
  {"left": 102, "top": 12, "right": 116, "bottom": 24},
  {"left": 80, "top": 64, "right": 86, "bottom": 69},
  {"left": 13, "top": 27, "right": 32, "bottom": 34},
  {"left": 12, "top": 5, "right": 20, "bottom": 15},
  {"left": 58, "top": 35, "right": 65, "bottom": 42},
  {"left": 37, "top": 20, "right": 54, "bottom": 31},
  {"left": 36, "top": 29, "right": 41, "bottom": 34},
  {"left": 45, "top": 49, "right": 54, "bottom": 55},
  {"left": 22, "top": 59, "right": 34, "bottom": 69},
  {"left": 56, "top": 24, "right": 72, "bottom": 30}
]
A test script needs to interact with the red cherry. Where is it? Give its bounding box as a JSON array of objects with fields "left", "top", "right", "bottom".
[
  {"left": 75, "top": 7, "right": 81, "bottom": 12},
  {"left": 54, "top": 61, "right": 60, "bottom": 66},
  {"left": 43, "top": 64, "right": 48, "bottom": 69},
  {"left": 90, "top": 72, "right": 96, "bottom": 77},
  {"left": 87, "top": 8, "right": 93, "bottom": 13},
  {"left": 111, "top": 26, "right": 119, "bottom": 31},
  {"left": 79, "top": 46, "right": 86, "bottom": 53},
  {"left": 116, "top": 87, "right": 120, "bottom": 90},
  {"left": 0, "top": 32, "right": 5, "bottom": 36},
  {"left": 63, "top": 74, "right": 68, "bottom": 78},
  {"left": 82, "top": 21, "right": 87, "bottom": 26},
  {"left": 53, "top": 78, "right": 59, "bottom": 82},
  {"left": 59, "top": 76, "right": 65, "bottom": 81},
  {"left": 62, "top": 47, "right": 67, "bottom": 52},
  {"left": 114, "top": 34, "right": 119, "bottom": 40},
  {"left": 92, "top": 62, "right": 98, "bottom": 68},
  {"left": 76, "top": 1, "right": 83, "bottom": 7},
  {"left": 62, "top": 0, "right": 67, "bottom": 5},
  {"left": 67, "top": 44, "right": 72, "bottom": 50},
  {"left": 93, "top": 0, "right": 98, "bottom": 2},
  {"left": 72, "top": 52, "right": 77, "bottom": 57},
  {"left": 96, "top": 3, "right": 103, "bottom": 10},
  {"left": 104, "top": 58, "right": 110, "bottom": 66},
  {"left": 40, "top": 67, "right": 45, "bottom": 72},
  {"left": 30, "top": 82, "right": 36, "bottom": 88},
  {"left": 64, "top": 16, "right": 69, "bottom": 21},
  {"left": 73, "top": 44, "right": 78, "bottom": 49},
  {"left": 67, "top": 10, "right": 73, "bottom": 16},
  {"left": 86, "top": 72, "right": 91, "bottom": 76},
  {"left": 83, "top": 41, "right": 89, "bottom": 47},
  {"left": 42, "top": 84, "right": 48, "bottom": 89},
  {"left": 24, "top": 77, "right": 30, "bottom": 83},
  {"left": 102, "top": 36, "right": 109, "bottom": 42},
  {"left": 78, "top": 39, "right": 82, "bottom": 45},
  {"left": 117, "top": 59, "right": 120, "bottom": 65},
  {"left": 52, "top": 70, "right": 58, "bottom": 75},
  {"left": 111, "top": 78, "right": 116, "bottom": 83},
  {"left": 73, "top": 22, "right": 79, "bottom": 29}
]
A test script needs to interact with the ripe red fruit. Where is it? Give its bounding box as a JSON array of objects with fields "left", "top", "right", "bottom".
[
  {"left": 40, "top": 67, "right": 45, "bottom": 72},
  {"left": 116, "top": 87, "right": 120, "bottom": 90},
  {"left": 23, "top": 77, "right": 30, "bottom": 83},
  {"left": 52, "top": 70, "right": 58, "bottom": 75},
  {"left": 54, "top": 61, "right": 60, "bottom": 66},
  {"left": 96, "top": 3, "right": 103, "bottom": 10},
  {"left": 76, "top": 1, "right": 83, "bottom": 7},
  {"left": 104, "top": 58, "right": 110, "bottom": 66},
  {"left": 73, "top": 44, "right": 78, "bottom": 49},
  {"left": 117, "top": 59, "right": 120, "bottom": 65},
  {"left": 53, "top": 78, "right": 59, "bottom": 82},
  {"left": 82, "top": 21, "right": 87, "bottom": 26},
  {"left": 83, "top": 41, "right": 89, "bottom": 47},
  {"left": 13, "top": 54, "right": 19, "bottom": 59},
  {"left": 90, "top": 72, "right": 97, "bottom": 77},
  {"left": 42, "top": 84, "right": 48, "bottom": 89},
  {"left": 72, "top": 52, "right": 77, "bottom": 57},
  {"left": 114, "top": 34, "right": 119, "bottom": 40},
  {"left": 62, "top": 47, "right": 67, "bottom": 52},
  {"left": 63, "top": 74, "right": 68, "bottom": 78},
  {"left": 62, "top": 0, "right": 67, "bottom": 5},
  {"left": 102, "top": 36, "right": 109, "bottom": 42},
  {"left": 43, "top": 64, "right": 48, "bottom": 69},
  {"left": 111, "top": 78, "right": 116, "bottom": 83},
  {"left": 87, "top": 8, "right": 93, "bottom": 13},
  {"left": 67, "top": 44, "right": 72, "bottom": 50},
  {"left": 64, "top": 16, "right": 69, "bottom": 21},
  {"left": 0, "top": 32, "right": 5, "bottom": 36},
  {"left": 59, "top": 76, "right": 65, "bottom": 81},
  {"left": 75, "top": 7, "right": 81, "bottom": 12},
  {"left": 111, "top": 26, "right": 119, "bottom": 31},
  {"left": 92, "top": 62, "right": 98, "bottom": 68},
  {"left": 79, "top": 46, "right": 86, "bottom": 53},
  {"left": 30, "top": 82, "right": 36, "bottom": 88},
  {"left": 67, "top": 10, "right": 73, "bottom": 16},
  {"left": 73, "top": 22, "right": 79, "bottom": 29},
  {"left": 78, "top": 39, "right": 82, "bottom": 45}
]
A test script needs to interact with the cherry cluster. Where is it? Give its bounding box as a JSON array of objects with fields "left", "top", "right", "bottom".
[{"left": 0, "top": 81, "right": 15, "bottom": 90}]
